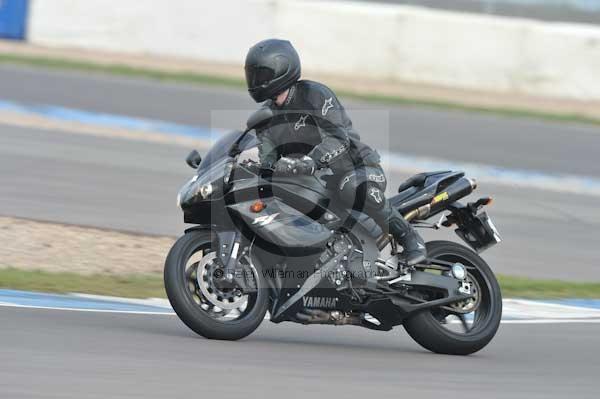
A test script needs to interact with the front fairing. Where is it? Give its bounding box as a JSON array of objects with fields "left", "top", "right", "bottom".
[
  {"left": 178, "top": 130, "right": 259, "bottom": 210},
  {"left": 198, "top": 130, "right": 258, "bottom": 173},
  {"left": 177, "top": 157, "right": 230, "bottom": 209}
]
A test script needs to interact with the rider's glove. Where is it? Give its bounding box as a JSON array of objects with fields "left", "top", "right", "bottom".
[
  {"left": 274, "top": 156, "right": 316, "bottom": 176},
  {"left": 274, "top": 157, "right": 297, "bottom": 175},
  {"left": 295, "top": 156, "right": 316, "bottom": 175}
]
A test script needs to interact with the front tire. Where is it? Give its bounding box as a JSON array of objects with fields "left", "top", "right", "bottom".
[
  {"left": 164, "top": 230, "right": 269, "bottom": 340},
  {"left": 403, "top": 241, "right": 502, "bottom": 355}
]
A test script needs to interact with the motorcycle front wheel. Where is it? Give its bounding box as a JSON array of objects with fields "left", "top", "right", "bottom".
[
  {"left": 164, "top": 229, "right": 269, "bottom": 340},
  {"left": 403, "top": 240, "right": 502, "bottom": 355}
]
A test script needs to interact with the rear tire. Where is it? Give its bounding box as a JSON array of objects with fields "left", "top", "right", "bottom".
[
  {"left": 403, "top": 241, "right": 502, "bottom": 355},
  {"left": 164, "top": 230, "right": 269, "bottom": 341}
]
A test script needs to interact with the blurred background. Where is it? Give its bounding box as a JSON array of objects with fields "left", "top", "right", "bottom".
[
  {"left": 0, "top": 1, "right": 599, "bottom": 398},
  {"left": 359, "top": 0, "right": 600, "bottom": 24}
]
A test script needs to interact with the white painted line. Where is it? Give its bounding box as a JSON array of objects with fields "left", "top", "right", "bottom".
[
  {"left": 506, "top": 298, "right": 600, "bottom": 313},
  {"left": 2, "top": 98, "right": 600, "bottom": 197},
  {"left": 382, "top": 151, "right": 600, "bottom": 197},
  {"left": 0, "top": 302, "right": 175, "bottom": 316},
  {"left": 3, "top": 302, "right": 600, "bottom": 324},
  {"left": 69, "top": 293, "right": 173, "bottom": 309},
  {"left": 0, "top": 109, "right": 212, "bottom": 149},
  {"left": 503, "top": 299, "right": 600, "bottom": 320},
  {"left": 501, "top": 319, "right": 600, "bottom": 324}
]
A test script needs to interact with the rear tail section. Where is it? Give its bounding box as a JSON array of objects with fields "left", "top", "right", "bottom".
[
  {"left": 391, "top": 170, "right": 499, "bottom": 253},
  {"left": 390, "top": 171, "right": 475, "bottom": 218}
]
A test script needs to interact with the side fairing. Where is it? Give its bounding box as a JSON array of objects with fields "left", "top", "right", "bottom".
[{"left": 227, "top": 198, "right": 332, "bottom": 252}]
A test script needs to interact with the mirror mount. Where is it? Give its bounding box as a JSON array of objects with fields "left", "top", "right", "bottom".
[
  {"left": 186, "top": 150, "right": 202, "bottom": 169},
  {"left": 229, "top": 107, "right": 274, "bottom": 157}
]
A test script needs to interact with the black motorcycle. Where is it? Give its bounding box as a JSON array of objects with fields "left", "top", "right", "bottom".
[{"left": 165, "top": 108, "right": 502, "bottom": 355}]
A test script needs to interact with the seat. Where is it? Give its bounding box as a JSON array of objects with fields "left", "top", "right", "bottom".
[
  {"left": 397, "top": 171, "right": 451, "bottom": 193},
  {"left": 390, "top": 171, "right": 453, "bottom": 213}
]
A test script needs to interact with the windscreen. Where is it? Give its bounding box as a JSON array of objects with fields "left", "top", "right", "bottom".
[{"left": 198, "top": 130, "right": 259, "bottom": 173}]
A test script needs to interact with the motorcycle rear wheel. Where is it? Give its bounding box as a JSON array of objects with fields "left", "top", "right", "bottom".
[
  {"left": 164, "top": 230, "right": 269, "bottom": 340},
  {"left": 403, "top": 240, "right": 502, "bottom": 355}
]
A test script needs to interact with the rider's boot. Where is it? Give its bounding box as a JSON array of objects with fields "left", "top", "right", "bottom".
[{"left": 380, "top": 204, "right": 427, "bottom": 266}]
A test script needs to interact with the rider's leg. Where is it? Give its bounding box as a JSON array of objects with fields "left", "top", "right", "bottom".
[
  {"left": 337, "top": 168, "right": 427, "bottom": 266},
  {"left": 369, "top": 199, "right": 427, "bottom": 266}
]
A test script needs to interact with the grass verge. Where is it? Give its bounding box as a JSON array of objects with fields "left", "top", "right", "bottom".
[
  {"left": 0, "top": 267, "right": 165, "bottom": 299},
  {"left": 1, "top": 52, "right": 599, "bottom": 126},
  {"left": 498, "top": 275, "right": 600, "bottom": 300},
  {"left": 0, "top": 53, "right": 243, "bottom": 88},
  {"left": 1, "top": 267, "right": 599, "bottom": 299}
]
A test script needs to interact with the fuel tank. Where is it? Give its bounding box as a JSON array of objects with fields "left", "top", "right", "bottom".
[
  {"left": 228, "top": 173, "right": 332, "bottom": 220},
  {"left": 227, "top": 197, "right": 332, "bottom": 255}
]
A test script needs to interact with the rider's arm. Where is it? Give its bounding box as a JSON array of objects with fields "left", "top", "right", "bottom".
[
  {"left": 306, "top": 86, "right": 351, "bottom": 170},
  {"left": 257, "top": 128, "right": 278, "bottom": 169}
]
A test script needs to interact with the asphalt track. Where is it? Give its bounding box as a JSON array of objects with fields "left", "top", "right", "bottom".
[
  {"left": 1, "top": 65, "right": 599, "bottom": 280},
  {"left": 2, "top": 64, "right": 600, "bottom": 177},
  {"left": 1, "top": 65, "right": 600, "bottom": 398},
  {"left": 1, "top": 306, "right": 600, "bottom": 399},
  {"left": 2, "top": 125, "right": 600, "bottom": 281}
]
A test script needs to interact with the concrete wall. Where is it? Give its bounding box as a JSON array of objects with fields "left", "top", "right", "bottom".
[{"left": 27, "top": 0, "right": 600, "bottom": 100}]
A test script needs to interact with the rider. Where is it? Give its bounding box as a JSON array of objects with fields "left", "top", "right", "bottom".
[{"left": 244, "top": 38, "right": 427, "bottom": 266}]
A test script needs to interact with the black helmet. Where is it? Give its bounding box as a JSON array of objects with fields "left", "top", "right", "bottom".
[{"left": 245, "top": 39, "right": 301, "bottom": 103}]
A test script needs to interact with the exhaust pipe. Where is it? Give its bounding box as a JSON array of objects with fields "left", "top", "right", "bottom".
[
  {"left": 404, "top": 204, "right": 431, "bottom": 222},
  {"left": 404, "top": 177, "right": 477, "bottom": 221}
]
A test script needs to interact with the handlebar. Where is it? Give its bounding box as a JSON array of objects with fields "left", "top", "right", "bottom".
[{"left": 240, "top": 160, "right": 330, "bottom": 177}]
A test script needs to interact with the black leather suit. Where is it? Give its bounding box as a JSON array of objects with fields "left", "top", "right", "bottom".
[{"left": 256, "top": 80, "right": 395, "bottom": 231}]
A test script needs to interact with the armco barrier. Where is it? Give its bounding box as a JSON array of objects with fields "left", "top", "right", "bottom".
[
  {"left": 0, "top": 0, "right": 28, "bottom": 40},
  {"left": 26, "top": 0, "right": 600, "bottom": 101}
]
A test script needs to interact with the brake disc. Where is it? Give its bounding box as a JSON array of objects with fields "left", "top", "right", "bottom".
[{"left": 197, "top": 252, "right": 247, "bottom": 310}]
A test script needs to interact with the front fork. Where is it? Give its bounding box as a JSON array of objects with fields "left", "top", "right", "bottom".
[{"left": 214, "top": 230, "right": 258, "bottom": 293}]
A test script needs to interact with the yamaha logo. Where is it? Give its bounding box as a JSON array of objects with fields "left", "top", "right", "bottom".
[{"left": 302, "top": 296, "right": 337, "bottom": 309}]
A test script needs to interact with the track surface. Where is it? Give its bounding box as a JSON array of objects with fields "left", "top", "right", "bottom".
[
  {"left": 1, "top": 65, "right": 599, "bottom": 398},
  {"left": 1, "top": 126, "right": 599, "bottom": 281},
  {"left": 1, "top": 65, "right": 599, "bottom": 280},
  {"left": 1, "top": 307, "right": 599, "bottom": 399},
  {"left": 2, "top": 64, "right": 600, "bottom": 176}
]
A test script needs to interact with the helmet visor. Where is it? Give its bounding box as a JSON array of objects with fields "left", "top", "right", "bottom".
[{"left": 246, "top": 66, "right": 275, "bottom": 89}]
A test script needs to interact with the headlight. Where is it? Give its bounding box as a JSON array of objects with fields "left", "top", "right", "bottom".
[
  {"left": 177, "top": 175, "right": 198, "bottom": 208},
  {"left": 199, "top": 183, "right": 213, "bottom": 199},
  {"left": 177, "top": 167, "right": 221, "bottom": 209}
]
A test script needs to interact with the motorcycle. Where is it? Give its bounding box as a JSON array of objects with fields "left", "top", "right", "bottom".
[{"left": 164, "top": 107, "right": 503, "bottom": 355}]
